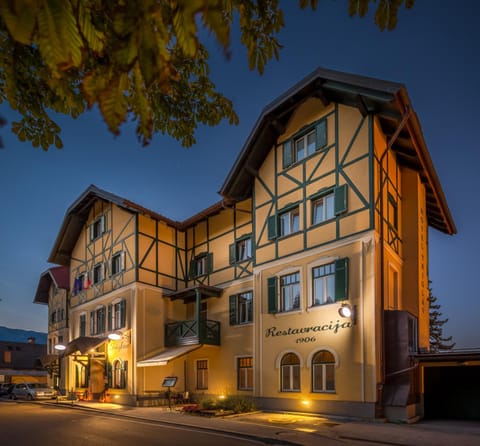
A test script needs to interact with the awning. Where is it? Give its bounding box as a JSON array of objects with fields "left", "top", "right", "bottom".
[
  {"left": 64, "top": 336, "right": 107, "bottom": 355},
  {"left": 137, "top": 345, "right": 202, "bottom": 367}
]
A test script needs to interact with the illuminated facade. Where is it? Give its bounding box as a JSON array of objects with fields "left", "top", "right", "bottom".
[{"left": 40, "top": 68, "right": 455, "bottom": 421}]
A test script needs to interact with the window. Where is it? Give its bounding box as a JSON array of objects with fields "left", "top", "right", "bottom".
[
  {"left": 229, "top": 236, "right": 252, "bottom": 264},
  {"left": 312, "top": 192, "right": 334, "bottom": 224},
  {"left": 280, "top": 272, "right": 300, "bottom": 312},
  {"left": 189, "top": 253, "right": 213, "bottom": 278},
  {"left": 283, "top": 119, "right": 327, "bottom": 168},
  {"left": 93, "top": 263, "right": 105, "bottom": 284},
  {"left": 280, "top": 208, "right": 299, "bottom": 237},
  {"left": 79, "top": 314, "right": 86, "bottom": 337},
  {"left": 90, "top": 306, "right": 106, "bottom": 335},
  {"left": 267, "top": 205, "right": 301, "bottom": 240},
  {"left": 281, "top": 353, "right": 300, "bottom": 392},
  {"left": 237, "top": 357, "right": 253, "bottom": 390},
  {"left": 111, "top": 252, "right": 125, "bottom": 276},
  {"left": 90, "top": 215, "right": 105, "bottom": 241},
  {"left": 196, "top": 360, "right": 208, "bottom": 390},
  {"left": 267, "top": 272, "right": 301, "bottom": 314},
  {"left": 312, "top": 350, "right": 335, "bottom": 392},
  {"left": 229, "top": 291, "right": 253, "bottom": 325},
  {"left": 388, "top": 193, "right": 398, "bottom": 231},
  {"left": 311, "top": 185, "right": 348, "bottom": 225},
  {"left": 312, "top": 263, "right": 335, "bottom": 306},
  {"left": 112, "top": 359, "right": 127, "bottom": 389},
  {"left": 109, "top": 300, "right": 126, "bottom": 331}
]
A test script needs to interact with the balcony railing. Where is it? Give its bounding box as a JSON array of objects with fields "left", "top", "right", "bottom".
[{"left": 164, "top": 319, "right": 220, "bottom": 347}]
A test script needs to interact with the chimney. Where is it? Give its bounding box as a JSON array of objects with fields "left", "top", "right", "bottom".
[{"left": 27, "top": 337, "right": 35, "bottom": 344}]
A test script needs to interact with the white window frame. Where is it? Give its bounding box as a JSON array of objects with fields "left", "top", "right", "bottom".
[
  {"left": 294, "top": 129, "right": 316, "bottom": 162},
  {"left": 230, "top": 291, "right": 253, "bottom": 325},
  {"left": 93, "top": 262, "right": 105, "bottom": 284},
  {"left": 90, "top": 215, "right": 105, "bottom": 241},
  {"left": 312, "top": 191, "right": 335, "bottom": 225},
  {"left": 111, "top": 251, "right": 125, "bottom": 276},
  {"left": 311, "top": 350, "right": 336, "bottom": 393},
  {"left": 311, "top": 262, "right": 336, "bottom": 307},
  {"left": 236, "top": 356, "right": 253, "bottom": 391},
  {"left": 280, "top": 352, "right": 301, "bottom": 392},
  {"left": 236, "top": 237, "right": 252, "bottom": 262},
  {"left": 279, "top": 208, "right": 300, "bottom": 237},
  {"left": 280, "top": 272, "right": 301, "bottom": 312}
]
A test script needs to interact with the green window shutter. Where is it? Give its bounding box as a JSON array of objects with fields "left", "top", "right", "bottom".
[
  {"left": 89, "top": 223, "right": 94, "bottom": 241},
  {"left": 283, "top": 139, "right": 292, "bottom": 169},
  {"left": 229, "top": 295, "right": 237, "bottom": 325},
  {"left": 267, "top": 215, "right": 278, "bottom": 240},
  {"left": 107, "top": 304, "right": 112, "bottom": 331},
  {"left": 207, "top": 253, "right": 214, "bottom": 273},
  {"left": 316, "top": 119, "right": 327, "bottom": 149},
  {"left": 120, "top": 300, "right": 126, "bottom": 328},
  {"left": 188, "top": 259, "right": 196, "bottom": 279},
  {"left": 334, "top": 184, "right": 348, "bottom": 215},
  {"left": 229, "top": 243, "right": 236, "bottom": 265},
  {"left": 267, "top": 277, "right": 278, "bottom": 313},
  {"left": 90, "top": 311, "right": 95, "bottom": 335},
  {"left": 335, "top": 258, "right": 349, "bottom": 301}
]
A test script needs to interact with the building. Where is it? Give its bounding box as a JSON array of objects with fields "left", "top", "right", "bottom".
[
  {"left": 33, "top": 266, "right": 70, "bottom": 389},
  {"left": 37, "top": 68, "right": 455, "bottom": 421},
  {"left": 0, "top": 338, "right": 47, "bottom": 385}
]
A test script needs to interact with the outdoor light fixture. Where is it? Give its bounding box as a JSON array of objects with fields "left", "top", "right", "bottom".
[
  {"left": 54, "top": 344, "right": 66, "bottom": 351},
  {"left": 338, "top": 303, "right": 357, "bottom": 325},
  {"left": 108, "top": 332, "right": 122, "bottom": 341},
  {"left": 338, "top": 304, "right": 352, "bottom": 318}
]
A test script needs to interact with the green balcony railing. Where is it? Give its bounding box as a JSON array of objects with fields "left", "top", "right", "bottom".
[{"left": 164, "top": 319, "right": 220, "bottom": 347}]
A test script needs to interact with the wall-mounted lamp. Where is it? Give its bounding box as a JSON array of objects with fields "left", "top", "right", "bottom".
[
  {"left": 338, "top": 303, "right": 357, "bottom": 325},
  {"left": 107, "top": 332, "right": 122, "bottom": 341},
  {"left": 107, "top": 331, "right": 131, "bottom": 343},
  {"left": 54, "top": 344, "right": 66, "bottom": 351}
]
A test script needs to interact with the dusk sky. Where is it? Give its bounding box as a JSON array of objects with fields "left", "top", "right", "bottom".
[{"left": 1, "top": 2, "right": 479, "bottom": 348}]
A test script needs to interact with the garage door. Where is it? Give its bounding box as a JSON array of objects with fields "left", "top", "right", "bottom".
[{"left": 424, "top": 366, "right": 480, "bottom": 420}]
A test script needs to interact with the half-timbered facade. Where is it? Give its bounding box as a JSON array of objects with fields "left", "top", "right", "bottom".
[{"left": 38, "top": 68, "right": 455, "bottom": 421}]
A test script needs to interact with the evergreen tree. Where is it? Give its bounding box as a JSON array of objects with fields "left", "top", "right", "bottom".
[{"left": 428, "top": 283, "right": 455, "bottom": 352}]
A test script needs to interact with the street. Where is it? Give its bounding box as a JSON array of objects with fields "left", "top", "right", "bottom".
[{"left": 0, "top": 402, "right": 268, "bottom": 446}]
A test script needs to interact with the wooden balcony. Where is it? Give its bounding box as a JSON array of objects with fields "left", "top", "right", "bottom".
[{"left": 164, "top": 319, "right": 220, "bottom": 347}]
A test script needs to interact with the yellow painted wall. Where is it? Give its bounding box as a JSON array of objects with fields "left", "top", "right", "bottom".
[{"left": 256, "top": 238, "right": 377, "bottom": 403}]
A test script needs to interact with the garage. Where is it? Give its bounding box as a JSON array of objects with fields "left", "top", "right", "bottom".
[{"left": 417, "top": 351, "right": 480, "bottom": 420}]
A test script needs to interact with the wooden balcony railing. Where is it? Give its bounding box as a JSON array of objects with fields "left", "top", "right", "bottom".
[{"left": 164, "top": 319, "right": 220, "bottom": 347}]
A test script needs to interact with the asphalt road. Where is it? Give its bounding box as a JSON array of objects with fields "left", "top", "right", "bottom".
[{"left": 0, "top": 402, "right": 268, "bottom": 446}]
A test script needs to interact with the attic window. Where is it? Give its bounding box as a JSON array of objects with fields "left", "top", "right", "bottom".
[
  {"left": 283, "top": 119, "right": 327, "bottom": 168},
  {"left": 90, "top": 215, "right": 105, "bottom": 241}
]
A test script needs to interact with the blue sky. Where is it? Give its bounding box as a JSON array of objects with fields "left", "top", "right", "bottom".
[{"left": 1, "top": 1, "right": 479, "bottom": 348}]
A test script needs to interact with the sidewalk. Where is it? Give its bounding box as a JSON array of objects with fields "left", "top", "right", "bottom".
[{"left": 49, "top": 399, "right": 480, "bottom": 446}]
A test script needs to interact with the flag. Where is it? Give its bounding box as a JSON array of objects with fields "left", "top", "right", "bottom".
[{"left": 84, "top": 273, "right": 92, "bottom": 289}]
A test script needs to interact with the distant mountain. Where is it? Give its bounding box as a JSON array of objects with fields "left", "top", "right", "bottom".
[{"left": 0, "top": 326, "right": 47, "bottom": 344}]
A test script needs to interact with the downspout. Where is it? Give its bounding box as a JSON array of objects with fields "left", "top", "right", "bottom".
[{"left": 378, "top": 104, "right": 411, "bottom": 417}]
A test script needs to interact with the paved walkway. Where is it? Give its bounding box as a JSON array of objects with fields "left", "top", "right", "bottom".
[{"left": 44, "top": 400, "right": 480, "bottom": 446}]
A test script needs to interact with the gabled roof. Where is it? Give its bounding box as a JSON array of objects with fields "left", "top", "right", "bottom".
[
  {"left": 33, "top": 266, "right": 69, "bottom": 304},
  {"left": 48, "top": 185, "right": 181, "bottom": 266},
  {"left": 219, "top": 67, "right": 456, "bottom": 235},
  {"left": 49, "top": 184, "right": 230, "bottom": 267}
]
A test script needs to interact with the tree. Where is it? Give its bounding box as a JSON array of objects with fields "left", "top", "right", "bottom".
[
  {"left": 0, "top": 0, "right": 414, "bottom": 150},
  {"left": 428, "top": 283, "right": 455, "bottom": 352}
]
